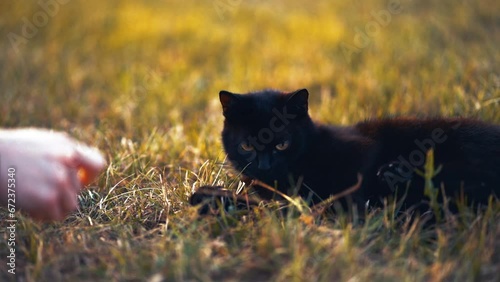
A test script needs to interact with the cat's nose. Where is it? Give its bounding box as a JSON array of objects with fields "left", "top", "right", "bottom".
[{"left": 258, "top": 154, "right": 271, "bottom": 170}]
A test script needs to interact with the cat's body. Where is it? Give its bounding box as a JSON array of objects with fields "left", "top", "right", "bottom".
[{"left": 219, "top": 89, "right": 500, "bottom": 212}]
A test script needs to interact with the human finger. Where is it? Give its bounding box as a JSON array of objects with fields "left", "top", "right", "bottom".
[
  {"left": 24, "top": 187, "right": 65, "bottom": 222},
  {"left": 61, "top": 143, "right": 106, "bottom": 185},
  {"left": 45, "top": 162, "right": 80, "bottom": 214},
  {"left": 58, "top": 173, "right": 79, "bottom": 216}
]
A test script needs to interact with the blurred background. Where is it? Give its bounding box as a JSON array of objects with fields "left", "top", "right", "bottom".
[{"left": 0, "top": 0, "right": 499, "bottom": 160}]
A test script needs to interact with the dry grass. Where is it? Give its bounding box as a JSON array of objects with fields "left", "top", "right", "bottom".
[{"left": 0, "top": 0, "right": 499, "bottom": 281}]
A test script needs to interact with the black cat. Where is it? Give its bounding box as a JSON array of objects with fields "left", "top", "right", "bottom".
[{"left": 217, "top": 88, "right": 500, "bottom": 212}]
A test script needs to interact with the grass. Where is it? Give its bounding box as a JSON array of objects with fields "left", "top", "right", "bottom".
[{"left": 0, "top": 0, "right": 499, "bottom": 281}]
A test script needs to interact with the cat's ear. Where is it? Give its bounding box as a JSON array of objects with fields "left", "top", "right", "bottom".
[
  {"left": 219, "top": 90, "right": 239, "bottom": 115},
  {"left": 287, "top": 89, "right": 309, "bottom": 114}
]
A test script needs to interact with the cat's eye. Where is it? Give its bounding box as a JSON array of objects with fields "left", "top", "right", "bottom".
[
  {"left": 275, "top": 141, "right": 290, "bottom": 151},
  {"left": 240, "top": 142, "right": 254, "bottom": 151}
]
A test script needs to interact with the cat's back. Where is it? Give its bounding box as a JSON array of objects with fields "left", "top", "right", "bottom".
[
  {"left": 355, "top": 117, "right": 500, "bottom": 146},
  {"left": 354, "top": 116, "right": 500, "bottom": 172}
]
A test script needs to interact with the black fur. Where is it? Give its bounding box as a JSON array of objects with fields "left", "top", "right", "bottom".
[{"left": 220, "top": 89, "right": 500, "bottom": 211}]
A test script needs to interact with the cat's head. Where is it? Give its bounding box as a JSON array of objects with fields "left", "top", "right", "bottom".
[{"left": 219, "top": 89, "right": 314, "bottom": 188}]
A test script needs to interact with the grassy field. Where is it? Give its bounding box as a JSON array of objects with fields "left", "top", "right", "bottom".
[{"left": 1, "top": 0, "right": 499, "bottom": 281}]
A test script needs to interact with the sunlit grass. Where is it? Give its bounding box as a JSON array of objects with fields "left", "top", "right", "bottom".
[{"left": 0, "top": 0, "right": 499, "bottom": 281}]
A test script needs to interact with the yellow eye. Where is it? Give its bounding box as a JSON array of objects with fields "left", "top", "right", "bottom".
[
  {"left": 275, "top": 141, "right": 290, "bottom": 151},
  {"left": 240, "top": 142, "right": 254, "bottom": 151}
]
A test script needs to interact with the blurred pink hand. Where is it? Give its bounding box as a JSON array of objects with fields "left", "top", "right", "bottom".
[{"left": 0, "top": 128, "right": 106, "bottom": 221}]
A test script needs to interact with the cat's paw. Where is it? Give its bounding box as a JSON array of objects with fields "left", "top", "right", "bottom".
[{"left": 189, "top": 185, "right": 260, "bottom": 215}]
